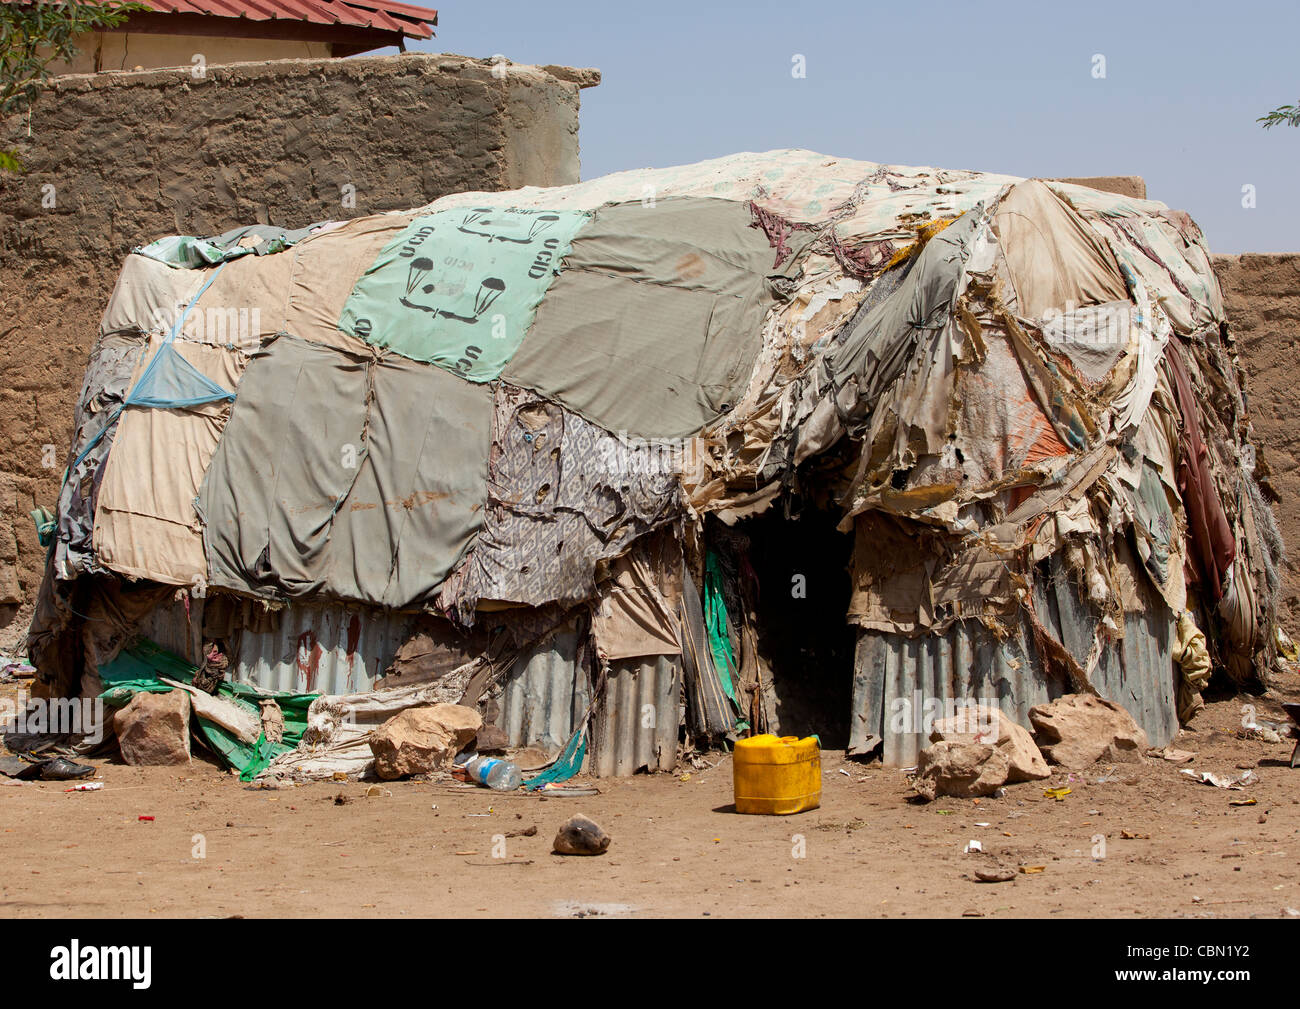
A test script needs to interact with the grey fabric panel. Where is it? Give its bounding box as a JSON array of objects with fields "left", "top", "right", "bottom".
[
  {"left": 332, "top": 353, "right": 492, "bottom": 607},
  {"left": 1041, "top": 300, "right": 1131, "bottom": 383},
  {"left": 53, "top": 331, "right": 149, "bottom": 580},
  {"left": 200, "top": 334, "right": 491, "bottom": 608},
  {"left": 823, "top": 210, "right": 981, "bottom": 431},
  {"left": 201, "top": 336, "right": 368, "bottom": 598},
  {"left": 208, "top": 222, "right": 331, "bottom": 255},
  {"left": 554, "top": 197, "right": 788, "bottom": 294},
  {"left": 503, "top": 197, "right": 789, "bottom": 439}
]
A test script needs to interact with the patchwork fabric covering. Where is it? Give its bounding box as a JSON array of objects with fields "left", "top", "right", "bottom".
[
  {"left": 339, "top": 207, "right": 590, "bottom": 380},
  {"left": 30, "top": 149, "right": 1282, "bottom": 766}
]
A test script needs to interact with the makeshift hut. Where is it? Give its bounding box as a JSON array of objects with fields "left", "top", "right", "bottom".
[{"left": 27, "top": 149, "right": 1281, "bottom": 778}]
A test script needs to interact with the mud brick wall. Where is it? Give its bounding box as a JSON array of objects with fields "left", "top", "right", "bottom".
[
  {"left": 1213, "top": 253, "right": 1300, "bottom": 633},
  {"left": 0, "top": 53, "right": 597, "bottom": 629}
]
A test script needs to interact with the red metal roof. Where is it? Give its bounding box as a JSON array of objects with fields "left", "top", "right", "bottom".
[
  {"left": 146, "top": 0, "right": 435, "bottom": 38},
  {"left": 9, "top": 0, "right": 437, "bottom": 39}
]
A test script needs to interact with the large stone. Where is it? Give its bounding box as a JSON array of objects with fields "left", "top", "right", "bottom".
[
  {"left": 930, "top": 704, "right": 1050, "bottom": 783},
  {"left": 114, "top": 689, "right": 191, "bottom": 765},
  {"left": 369, "top": 703, "right": 482, "bottom": 781},
  {"left": 1028, "top": 694, "right": 1149, "bottom": 769},
  {"left": 913, "top": 741, "right": 1011, "bottom": 801}
]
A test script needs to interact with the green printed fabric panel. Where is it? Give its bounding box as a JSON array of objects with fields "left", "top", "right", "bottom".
[{"left": 337, "top": 207, "right": 591, "bottom": 381}]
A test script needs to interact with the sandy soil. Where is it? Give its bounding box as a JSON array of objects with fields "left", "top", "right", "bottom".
[{"left": 2, "top": 675, "right": 1298, "bottom": 919}]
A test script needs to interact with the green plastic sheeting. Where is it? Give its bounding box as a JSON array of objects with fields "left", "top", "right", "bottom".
[
  {"left": 98, "top": 639, "right": 316, "bottom": 778},
  {"left": 524, "top": 726, "right": 588, "bottom": 792},
  {"left": 338, "top": 206, "right": 590, "bottom": 382},
  {"left": 135, "top": 224, "right": 327, "bottom": 269},
  {"left": 703, "top": 550, "right": 741, "bottom": 712}
]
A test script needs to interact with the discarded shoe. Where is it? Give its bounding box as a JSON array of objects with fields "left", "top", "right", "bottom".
[{"left": 39, "top": 758, "right": 95, "bottom": 781}]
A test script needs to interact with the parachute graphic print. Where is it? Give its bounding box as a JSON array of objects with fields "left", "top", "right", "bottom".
[{"left": 338, "top": 206, "right": 590, "bottom": 381}]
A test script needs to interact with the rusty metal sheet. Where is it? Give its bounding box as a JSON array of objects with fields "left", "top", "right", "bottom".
[
  {"left": 139, "top": 596, "right": 420, "bottom": 695},
  {"left": 850, "top": 555, "right": 1177, "bottom": 766}
]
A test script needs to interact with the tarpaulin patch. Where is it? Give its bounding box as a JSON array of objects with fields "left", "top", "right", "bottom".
[{"left": 337, "top": 207, "right": 591, "bottom": 381}]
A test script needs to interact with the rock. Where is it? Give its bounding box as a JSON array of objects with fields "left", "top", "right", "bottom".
[
  {"left": 913, "top": 741, "right": 1011, "bottom": 801},
  {"left": 114, "top": 689, "right": 191, "bottom": 765},
  {"left": 930, "top": 704, "right": 1049, "bottom": 783},
  {"left": 1028, "top": 694, "right": 1149, "bottom": 769},
  {"left": 474, "top": 723, "right": 510, "bottom": 753},
  {"left": 974, "top": 866, "right": 1017, "bottom": 883},
  {"left": 369, "top": 704, "right": 483, "bottom": 780},
  {"left": 553, "top": 814, "right": 611, "bottom": 856}
]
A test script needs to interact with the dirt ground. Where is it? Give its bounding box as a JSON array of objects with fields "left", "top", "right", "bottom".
[{"left": 2, "top": 672, "right": 1299, "bottom": 920}]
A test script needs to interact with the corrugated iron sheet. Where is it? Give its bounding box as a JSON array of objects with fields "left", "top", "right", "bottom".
[
  {"left": 138, "top": 597, "right": 205, "bottom": 665},
  {"left": 143, "top": 598, "right": 683, "bottom": 777},
  {"left": 499, "top": 634, "right": 682, "bottom": 776},
  {"left": 590, "top": 655, "right": 681, "bottom": 777},
  {"left": 850, "top": 555, "right": 1178, "bottom": 765},
  {"left": 139, "top": 597, "right": 420, "bottom": 695},
  {"left": 499, "top": 629, "right": 591, "bottom": 754}
]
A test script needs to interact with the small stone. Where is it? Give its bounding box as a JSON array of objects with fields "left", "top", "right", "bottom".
[
  {"left": 974, "top": 867, "right": 1017, "bottom": 883},
  {"left": 553, "top": 814, "right": 610, "bottom": 856}
]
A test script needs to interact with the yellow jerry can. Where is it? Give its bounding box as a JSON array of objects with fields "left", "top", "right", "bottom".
[{"left": 732, "top": 734, "right": 821, "bottom": 815}]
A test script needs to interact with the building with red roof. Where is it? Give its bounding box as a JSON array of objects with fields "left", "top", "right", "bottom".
[{"left": 11, "top": 0, "right": 437, "bottom": 73}]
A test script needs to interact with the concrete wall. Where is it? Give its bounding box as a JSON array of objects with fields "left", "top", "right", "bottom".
[
  {"left": 1212, "top": 253, "right": 1300, "bottom": 632},
  {"left": 0, "top": 52, "right": 596, "bottom": 632}
]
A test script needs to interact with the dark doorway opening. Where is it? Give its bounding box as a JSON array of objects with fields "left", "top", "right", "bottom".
[{"left": 736, "top": 502, "right": 857, "bottom": 748}]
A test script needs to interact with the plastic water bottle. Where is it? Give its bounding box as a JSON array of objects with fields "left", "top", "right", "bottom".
[{"left": 465, "top": 755, "right": 522, "bottom": 791}]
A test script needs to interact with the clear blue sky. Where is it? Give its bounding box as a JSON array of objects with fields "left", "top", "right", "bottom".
[{"left": 406, "top": 0, "right": 1300, "bottom": 254}]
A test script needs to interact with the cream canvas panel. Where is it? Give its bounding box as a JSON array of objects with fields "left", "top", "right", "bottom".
[
  {"left": 100, "top": 254, "right": 205, "bottom": 338},
  {"left": 187, "top": 248, "right": 295, "bottom": 346},
  {"left": 93, "top": 338, "right": 248, "bottom": 586},
  {"left": 992, "top": 180, "right": 1128, "bottom": 320},
  {"left": 284, "top": 213, "right": 412, "bottom": 354},
  {"left": 416, "top": 148, "right": 1018, "bottom": 235}
]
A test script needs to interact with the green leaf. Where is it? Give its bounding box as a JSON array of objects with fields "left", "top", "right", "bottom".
[
  {"left": 1258, "top": 102, "right": 1300, "bottom": 130},
  {"left": 1, "top": 1, "right": 148, "bottom": 117}
]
